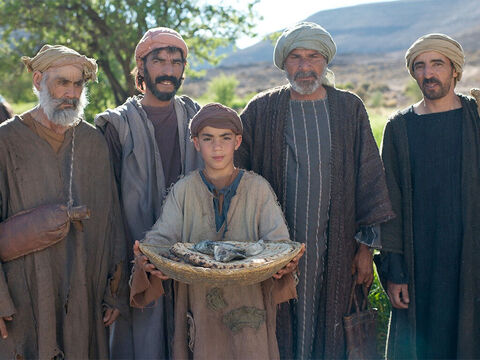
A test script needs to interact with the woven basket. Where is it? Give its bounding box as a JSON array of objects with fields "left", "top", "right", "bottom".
[{"left": 140, "top": 240, "right": 302, "bottom": 286}]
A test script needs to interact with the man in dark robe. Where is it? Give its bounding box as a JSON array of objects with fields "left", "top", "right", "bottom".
[
  {"left": 95, "top": 27, "right": 202, "bottom": 359},
  {"left": 380, "top": 33, "right": 480, "bottom": 359},
  {"left": 235, "top": 22, "right": 394, "bottom": 359},
  {"left": 0, "top": 45, "right": 127, "bottom": 359}
]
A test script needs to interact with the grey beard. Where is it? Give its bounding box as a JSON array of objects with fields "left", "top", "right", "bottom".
[
  {"left": 285, "top": 70, "right": 325, "bottom": 95},
  {"left": 34, "top": 83, "right": 89, "bottom": 127}
]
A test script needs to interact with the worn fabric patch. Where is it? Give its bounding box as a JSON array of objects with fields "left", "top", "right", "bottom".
[
  {"left": 222, "top": 306, "right": 266, "bottom": 332},
  {"left": 206, "top": 287, "right": 228, "bottom": 312}
]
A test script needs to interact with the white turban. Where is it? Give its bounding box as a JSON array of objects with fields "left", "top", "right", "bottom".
[{"left": 274, "top": 22, "right": 337, "bottom": 86}]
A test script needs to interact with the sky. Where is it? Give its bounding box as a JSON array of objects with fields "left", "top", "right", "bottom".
[{"left": 203, "top": 0, "right": 398, "bottom": 48}]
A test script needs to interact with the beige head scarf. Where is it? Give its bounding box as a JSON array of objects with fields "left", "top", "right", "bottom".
[
  {"left": 273, "top": 22, "right": 337, "bottom": 86},
  {"left": 22, "top": 44, "right": 98, "bottom": 82},
  {"left": 405, "top": 33, "right": 465, "bottom": 81}
]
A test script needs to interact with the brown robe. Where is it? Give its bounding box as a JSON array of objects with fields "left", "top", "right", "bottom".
[{"left": 0, "top": 116, "right": 127, "bottom": 359}]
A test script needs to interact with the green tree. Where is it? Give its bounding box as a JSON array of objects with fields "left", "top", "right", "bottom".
[
  {"left": 208, "top": 73, "right": 239, "bottom": 107},
  {"left": 0, "top": 0, "right": 259, "bottom": 118}
]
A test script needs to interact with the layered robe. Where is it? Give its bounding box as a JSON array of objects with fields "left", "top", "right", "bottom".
[
  {"left": 95, "top": 95, "right": 202, "bottom": 359},
  {"left": 235, "top": 85, "right": 394, "bottom": 359},
  {"left": 0, "top": 116, "right": 126, "bottom": 359},
  {"left": 130, "top": 170, "right": 298, "bottom": 359},
  {"left": 380, "top": 94, "right": 480, "bottom": 359}
]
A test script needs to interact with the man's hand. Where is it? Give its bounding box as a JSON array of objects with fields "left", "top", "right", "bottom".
[
  {"left": 273, "top": 243, "right": 305, "bottom": 279},
  {"left": 103, "top": 308, "right": 120, "bottom": 327},
  {"left": 387, "top": 281, "right": 410, "bottom": 309},
  {"left": 133, "top": 240, "right": 169, "bottom": 280},
  {"left": 351, "top": 244, "right": 374, "bottom": 287},
  {"left": 0, "top": 316, "right": 13, "bottom": 339}
]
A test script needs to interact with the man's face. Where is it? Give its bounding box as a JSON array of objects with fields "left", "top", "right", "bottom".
[
  {"left": 192, "top": 126, "right": 242, "bottom": 175},
  {"left": 143, "top": 48, "right": 185, "bottom": 101},
  {"left": 36, "top": 65, "right": 88, "bottom": 126},
  {"left": 284, "top": 48, "right": 327, "bottom": 95},
  {"left": 412, "top": 50, "right": 458, "bottom": 100}
]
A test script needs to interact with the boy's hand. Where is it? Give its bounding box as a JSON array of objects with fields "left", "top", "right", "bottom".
[
  {"left": 133, "top": 240, "right": 170, "bottom": 280},
  {"left": 273, "top": 243, "right": 305, "bottom": 279}
]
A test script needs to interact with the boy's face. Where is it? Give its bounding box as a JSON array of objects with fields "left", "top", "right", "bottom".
[{"left": 193, "top": 126, "right": 242, "bottom": 174}]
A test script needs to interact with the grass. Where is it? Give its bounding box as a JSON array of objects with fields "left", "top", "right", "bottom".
[{"left": 11, "top": 101, "right": 37, "bottom": 115}]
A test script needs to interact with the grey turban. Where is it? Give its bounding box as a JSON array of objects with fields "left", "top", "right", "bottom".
[
  {"left": 405, "top": 33, "right": 465, "bottom": 82},
  {"left": 274, "top": 22, "right": 337, "bottom": 86}
]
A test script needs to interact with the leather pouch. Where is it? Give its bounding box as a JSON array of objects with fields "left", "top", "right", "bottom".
[{"left": 0, "top": 204, "right": 90, "bottom": 262}]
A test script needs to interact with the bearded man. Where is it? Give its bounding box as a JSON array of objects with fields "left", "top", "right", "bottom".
[
  {"left": 95, "top": 27, "right": 202, "bottom": 359},
  {"left": 0, "top": 45, "right": 127, "bottom": 359},
  {"left": 380, "top": 33, "right": 480, "bottom": 359},
  {"left": 235, "top": 22, "right": 394, "bottom": 359}
]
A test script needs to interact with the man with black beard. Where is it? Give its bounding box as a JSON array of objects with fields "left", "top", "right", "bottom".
[
  {"left": 95, "top": 27, "right": 202, "bottom": 360},
  {"left": 0, "top": 44, "right": 127, "bottom": 359},
  {"left": 235, "top": 22, "right": 394, "bottom": 359},
  {"left": 380, "top": 33, "right": 480, "bottom": 359}
]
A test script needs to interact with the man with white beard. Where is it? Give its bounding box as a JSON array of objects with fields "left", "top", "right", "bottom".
[{"left": 0, "top": 44, "right": 127, "bottom": 359}]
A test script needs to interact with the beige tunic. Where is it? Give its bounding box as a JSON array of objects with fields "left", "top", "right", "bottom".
[{"left": 131, "top": 170, "right": 297, "bottom": 360}]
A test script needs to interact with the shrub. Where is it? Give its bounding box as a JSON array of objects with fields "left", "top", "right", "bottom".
[{"left": 208, "top": 73, "right": 239, "bottom": 107}]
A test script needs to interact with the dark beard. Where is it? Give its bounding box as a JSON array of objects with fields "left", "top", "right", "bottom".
[
  {"left": 421, "top": 75, "right": 452, "bottom": 100},
  {"left": 144, "top": 66, "right": 183, "bottom": 101}
]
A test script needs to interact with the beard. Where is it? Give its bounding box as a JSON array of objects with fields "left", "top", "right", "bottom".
[
  {"left": 35, "top": 79, "right": 88, "bottom": 127},
  {"left": 420, "top": 76, "right": 453, "bottom": 100},
  {"left": 144, "top": 66, "right": 183, "bottom": 101},
  {"left": 286, "top": 70, "right": 323, "bottom": 95}
]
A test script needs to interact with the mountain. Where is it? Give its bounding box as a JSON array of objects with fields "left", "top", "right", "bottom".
[{"left": 221, "top": 0, "right": 480, "bottom": 66}]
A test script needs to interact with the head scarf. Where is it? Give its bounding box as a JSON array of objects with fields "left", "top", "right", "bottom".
[
  {"left": 135, "top": 27, "right": 188, "bottom": 68},
  {"left": 22, "top": 44, "right": 97, "bottom": 82},
  {"left": 189, "top": 103, "right": 242, "bottom": 138},
  {"left": 274, "top": 22, "right": 336, "bottom": 86},
  {"left": 405, "top": 33, "right": 465, "bottom": 81}
]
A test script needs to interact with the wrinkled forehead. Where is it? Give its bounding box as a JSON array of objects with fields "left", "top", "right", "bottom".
[{"left": 44, "top": 64, "right": 85, "bottom": 81}]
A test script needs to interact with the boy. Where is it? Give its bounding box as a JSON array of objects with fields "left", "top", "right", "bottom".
[{"left": 130, "top": 103, "right": 304, "bottom": 359}]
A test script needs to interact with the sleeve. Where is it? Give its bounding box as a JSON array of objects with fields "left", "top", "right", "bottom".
[
  {"left": 353, "top": 98, "right": 395, "bottom": 227},
  {"left": 354, "top": 224, "right": 381, "bottom": 249},
  {"left": 101, "top": 151, "right": 129, "bottom": 315},
  {"left": 385, "top": 253, "right": 409, "bottom": 284},
  {"left": 0, "top": 172, "right": 16, "bottom": 318},
  {"left": 257, "top": 180, "right": 290, "bottom": 242},
  {"left": 129, "top": 185, "right": 184, "bottom": 307},
  {"left": 380, "top": 120, "right": 404, "bottom": 254},
  {"left": 98, "top": 122, "right": 123, "bottom": 192}
]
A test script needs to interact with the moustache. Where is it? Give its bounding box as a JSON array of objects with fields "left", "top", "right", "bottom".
[
  {"left": 294, "top": 71, "right": 318, "bottom": 80},
  {"left": 155, "top": 75, "right": 181, "bottom": 87},
  {"left": 53, "top": 97, "right": 79, "bottom": 109},
  {"left": 423, "top": 78, "right": 441, "bottom": 86}
]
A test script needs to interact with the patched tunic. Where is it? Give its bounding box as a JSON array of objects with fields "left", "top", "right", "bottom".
[{"left": 130, "top": 170, "right": 298, "bottom": 360}]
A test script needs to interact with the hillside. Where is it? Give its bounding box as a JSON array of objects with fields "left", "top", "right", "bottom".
[
  {"left": 221, "top": 0, "right": 480, "bottom": 66},
  {"left": 183, "top": 0, "right": 480, "bottom": 108}
]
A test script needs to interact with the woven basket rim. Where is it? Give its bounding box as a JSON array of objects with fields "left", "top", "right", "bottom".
[{"left": 140, "top": 240, "right": 302, "bottom": 286}]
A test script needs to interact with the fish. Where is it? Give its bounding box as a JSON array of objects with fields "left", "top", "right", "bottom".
[
  {"left": 245, "top": 239, "right": 265, "bottom": 257},
  {"left": 194, "top": 239, "right": 266, "bottom": 262},
  {"left": 214, "top": 245, "right": 247, "bottom": 262},
  {"left": 194, "top": 240, "right": 240, "bottom": 256}
]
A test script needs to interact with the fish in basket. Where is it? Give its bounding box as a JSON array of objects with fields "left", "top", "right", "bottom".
[{"left": 140, "top": 239, "right": 303, "bottom": 287}]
